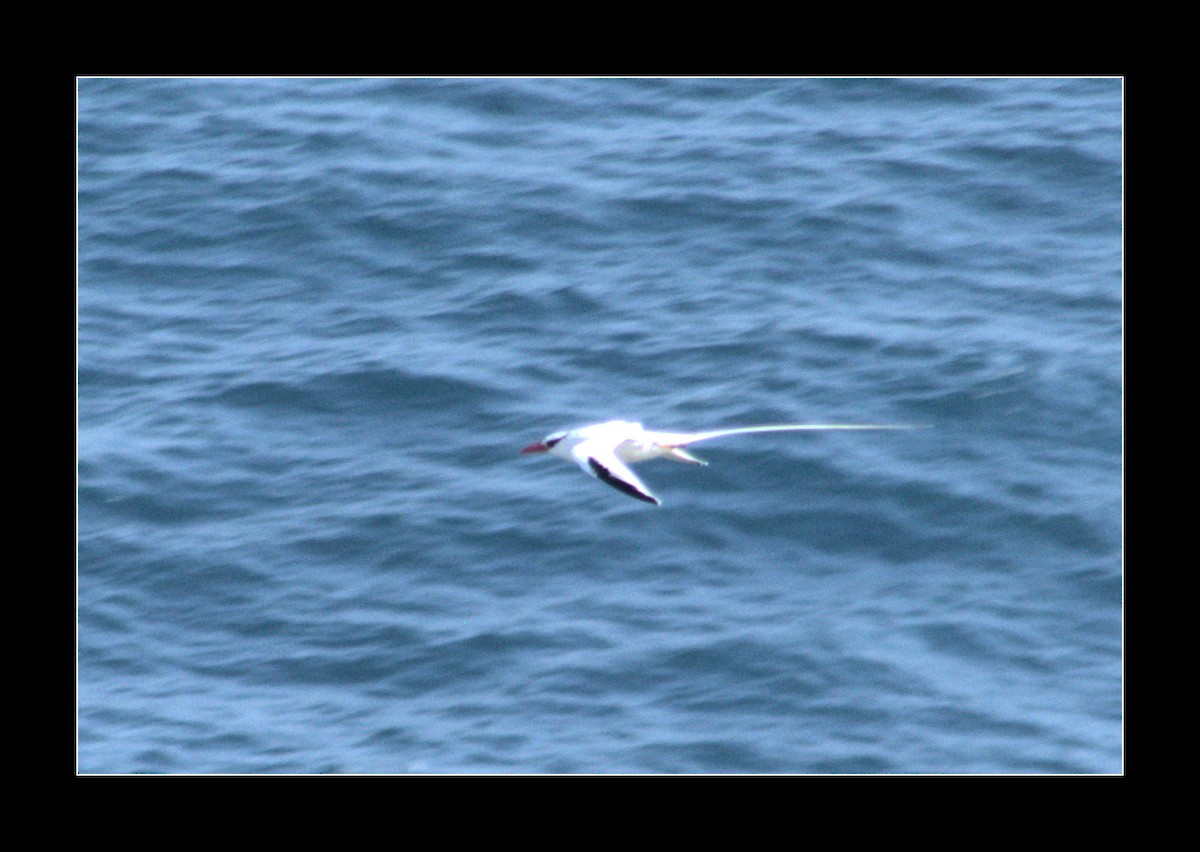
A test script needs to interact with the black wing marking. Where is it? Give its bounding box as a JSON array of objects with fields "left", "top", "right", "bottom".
[{"left": 588, "top": 457, "right": 661, "bottom": 505}]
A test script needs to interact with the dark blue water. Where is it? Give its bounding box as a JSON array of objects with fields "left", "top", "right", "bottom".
[{"left": 77, "top": 77, "right": 1123, "bottom": 774}]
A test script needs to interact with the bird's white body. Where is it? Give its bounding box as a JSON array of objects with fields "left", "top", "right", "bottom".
[{"left": 521, "top": 418, "right": 914, "bottom": 506}]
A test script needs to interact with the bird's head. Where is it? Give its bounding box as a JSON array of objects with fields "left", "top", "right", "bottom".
[{"left": 520, "top": 430, "right": 568, "bottom": 455}]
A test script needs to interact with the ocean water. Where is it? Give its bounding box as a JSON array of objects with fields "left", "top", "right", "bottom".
[{"left": 76, "top": 77, "right": 1123, "bottom": 774}]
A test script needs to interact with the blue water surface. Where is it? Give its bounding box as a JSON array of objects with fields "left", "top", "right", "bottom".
[{"left": 77, "top": 77, "right": 1122, "bottom": 774}]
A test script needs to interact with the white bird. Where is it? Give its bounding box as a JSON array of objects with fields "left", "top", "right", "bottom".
[{"left": 520, "top": 419, "right": 916, "bottom": 506}]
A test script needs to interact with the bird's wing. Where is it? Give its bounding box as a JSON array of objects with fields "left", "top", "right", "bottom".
[
  {"left": 664, "top": 423, "right": 918, "bottom": 447},
  {"left": 571, "top": 439, "right": 661, "bottom": 505}
]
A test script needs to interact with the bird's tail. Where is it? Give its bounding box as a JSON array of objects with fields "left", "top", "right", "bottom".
[{"left": 674, "top": 424, "right": 922, "bottom": 446}]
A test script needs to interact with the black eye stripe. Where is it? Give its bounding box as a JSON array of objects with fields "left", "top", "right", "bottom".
[{"left": 545, "top": 437, "right": 562, "bottom": 448}]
